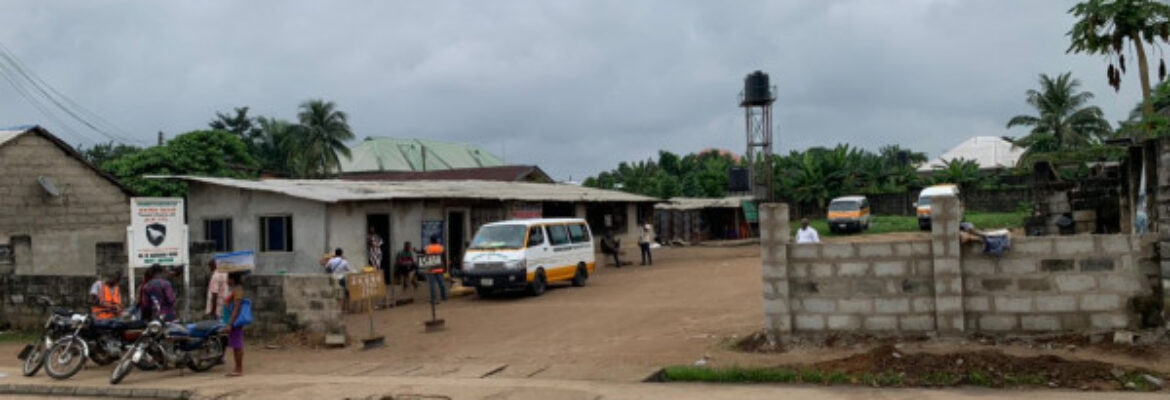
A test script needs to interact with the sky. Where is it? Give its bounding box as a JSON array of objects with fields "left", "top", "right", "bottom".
[{"left": 0, "top": 0, "right": 1147, "bottom": 181}]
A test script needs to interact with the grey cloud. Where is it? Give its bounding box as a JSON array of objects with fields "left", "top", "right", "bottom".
[{"left": 0, "top": 0, "right": 1145, "bottom": 181}]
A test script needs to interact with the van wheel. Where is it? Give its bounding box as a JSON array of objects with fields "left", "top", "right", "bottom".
[
  {"left": 571, "top": 263, "right": 588, "bottom": 287},
  {"left": 528, "top": 269, "right": 547, "bottom": 296}
]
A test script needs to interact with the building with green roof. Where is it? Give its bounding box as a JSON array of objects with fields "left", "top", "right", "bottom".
[{"left": 339, "top": 137, "right": 505, "bottom": 173}]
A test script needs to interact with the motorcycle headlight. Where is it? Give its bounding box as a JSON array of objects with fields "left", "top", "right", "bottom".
[{"left": 147, "top": 321, "right": 162, "bottom": 334}]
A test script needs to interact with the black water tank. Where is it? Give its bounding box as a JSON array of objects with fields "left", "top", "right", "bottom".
[
  {"left": 728, "top": 167, "right": 750, "bottom": 192},
  {"left": 743, "top": 71, "right": 772, "bottom": 104}
]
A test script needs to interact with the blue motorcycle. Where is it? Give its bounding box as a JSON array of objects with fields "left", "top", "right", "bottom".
[{"left": 109, "top": 318, "right": 226, "bottom": 385}]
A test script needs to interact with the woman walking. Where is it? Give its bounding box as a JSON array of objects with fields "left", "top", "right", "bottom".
[{"left": 224, "top": 273, "right": 246, "bottom": 377}]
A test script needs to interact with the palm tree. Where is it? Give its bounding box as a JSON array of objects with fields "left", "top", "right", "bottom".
[
  {"left": 1006, "top": 73, "right": 1112, "bottom": 154},
  {"left": 295, "top": 99, "right": 355, "bottom": 177},
  {"left": 1068, "top": 0, "right": 1170, "bottom": 119}
]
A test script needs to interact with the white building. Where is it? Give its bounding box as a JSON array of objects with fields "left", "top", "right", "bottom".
[
  {"left": 156, "top": 176, "right": 657, "bottom": 275},
  {"left": 918, "top": 136, "right": 1024, "bottom": 172}
]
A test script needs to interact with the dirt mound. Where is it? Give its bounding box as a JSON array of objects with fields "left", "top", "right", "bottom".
[{"left": 806, "top": 345, "right": 1155, "bottom": 389}]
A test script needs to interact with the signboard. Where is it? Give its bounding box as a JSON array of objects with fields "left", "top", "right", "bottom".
[
  {"left": 510, "top": 202, "right": 542, "bottom": 219},
  {"left": 213, "top": 250, "right": 255, "bottom": 273},
  {"left": 418, "top": 254, "right": 443, "bottom": 273},
  {"left": 130, "top": 198, "right": 186, "bottom": 268},
  {"left": 346, "top": 271, "right": 386, "bottom": 301},
  {"left": 421, "top": 220, "right": 444, "bottom": 246},
  {"left": 742, "top": 200, "right": 759, "bottom": 223}
]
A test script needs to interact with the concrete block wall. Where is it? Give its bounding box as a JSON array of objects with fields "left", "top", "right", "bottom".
[
  {"left": 788, "top": 240, "right": 935, "bottom": 333},
  {"left": 961, "top": 234, "right": 1153, "bottom": 332},
  {"left": 760, "top": 197, "right": 1156, "bottom": 340}
]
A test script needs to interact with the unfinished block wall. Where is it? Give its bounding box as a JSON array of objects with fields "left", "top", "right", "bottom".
[{"left": 760, "top": 197, "right": 1155, "bottom": 340}]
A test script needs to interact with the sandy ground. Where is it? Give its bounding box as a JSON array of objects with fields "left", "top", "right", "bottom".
[{"left": 2, "top": 243, "right": 1169, "bottom": 399}]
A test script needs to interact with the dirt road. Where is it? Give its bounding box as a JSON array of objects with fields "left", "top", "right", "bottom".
[{"left": 3, "top": 244, "right": 1169, "bottom": 398}]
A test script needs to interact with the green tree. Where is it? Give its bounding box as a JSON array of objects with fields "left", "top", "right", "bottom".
[
  {"left": 1006, "top": 73, "right": 1111, "bottom": 155},
  {"left": 931, "top": 158, "right": 984, "bottom": 194},
  {"left": 1068, "top": 0, "right": 1170, "bottom": 119},
  {"left": 254, "top": 116, "right": 298, "bottom": 176},
  {"left": 79, "top": 141, "right": 142, "bottom": 170},
  {"left": 103, "top": 130, "right": 259, "bottom": 196},
  {"left": 209, "top": 106, "right": 261, "bottom": 145},
  {"left": 295, "top": 99, "right": 354, "bottom": 177}
]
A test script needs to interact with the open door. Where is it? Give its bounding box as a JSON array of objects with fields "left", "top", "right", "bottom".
[
  {"left": 366, "top": 214, "right": 391, "bottom": 282},
  {"left": 446, "top": 210, "right": 466, "bottom": 273}
]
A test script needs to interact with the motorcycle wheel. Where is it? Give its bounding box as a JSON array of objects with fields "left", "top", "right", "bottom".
[
  {"left": 44, "top": 339, "right": 87, "bottom": 380},
  {"left": 21, "top": 340, "right": 47, "bottom": 377},
  {"left": 187, "top": 337, "right": 225, "bottom": 372},
  {"left": 109, "top": 347, "right": 136, "bottom": 385}
]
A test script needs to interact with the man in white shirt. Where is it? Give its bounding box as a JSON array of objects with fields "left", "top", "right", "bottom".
[
  {"left": 795, "top": 218, "right": 820, "bottom": 244},
  {"left": 324, "top": 248, "right": 352, "bottom": 300}
]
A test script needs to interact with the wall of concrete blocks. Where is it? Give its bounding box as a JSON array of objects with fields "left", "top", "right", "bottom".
[{"left": 760, "top": 197, "right": 1156, "bottom": 340}]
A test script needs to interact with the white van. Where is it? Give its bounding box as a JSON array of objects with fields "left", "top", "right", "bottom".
[
  {"left": 916, "top": 184, "right": 961, "bottom": 230},
  {"left": 461, "top": 218, "right": 596, "bottom": 297}
]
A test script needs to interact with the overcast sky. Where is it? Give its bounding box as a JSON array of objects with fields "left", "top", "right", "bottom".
[{"left": 0, "top": 0, "right": 1146, "bottom": 181}]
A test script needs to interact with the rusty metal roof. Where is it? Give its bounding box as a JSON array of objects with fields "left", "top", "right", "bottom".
[{"left": 150, "top": 175, "right": 659, "bottom": 204}]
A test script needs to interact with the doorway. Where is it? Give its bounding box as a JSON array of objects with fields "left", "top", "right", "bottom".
[
  {"left": 446, "top": 210, "right": 466, "bottom": 272},
  {"left": 366, "top": 214, "right": 391, "bottom": 279}
]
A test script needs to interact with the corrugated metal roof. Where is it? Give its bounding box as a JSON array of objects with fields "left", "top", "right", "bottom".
[
  {"left": 151, "top": 176, "right": 658, "bottom": 204},
  {"left": 339, "top": 137, "right": 505, "bottom": 173},
  {"left": 340, "top": 165, "right": 552, "bottom": 183},
  {"left": 919, "top": 136, "right": 1024, "bottom": 171},
  {"left": 655, "top": 196, "right": 753, "bottom": 211}
]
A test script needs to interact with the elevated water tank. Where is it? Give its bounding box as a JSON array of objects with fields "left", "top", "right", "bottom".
[{"left": 743, "top": 71, "right": 772, "bottom": 105}]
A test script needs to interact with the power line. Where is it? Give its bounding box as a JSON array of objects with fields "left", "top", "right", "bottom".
[
  {"left": 0, "top": 42, "right": 150, "bottom": 145},
  {"left": 0, "top": 60, "right": 96, "bottom": 147}
]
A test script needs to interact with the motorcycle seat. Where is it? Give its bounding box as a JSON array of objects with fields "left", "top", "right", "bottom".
[{"left": 186, "top": 320, "right": 225, "bottom": 338}]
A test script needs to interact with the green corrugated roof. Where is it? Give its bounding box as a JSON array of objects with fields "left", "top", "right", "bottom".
[{"left": 339, "top": 137, "right": 505, "bottom": 173}]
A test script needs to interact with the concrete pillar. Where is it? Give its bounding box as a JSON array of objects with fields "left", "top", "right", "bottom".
[
  {"left": 930, "top": 196, "right": 964, "bottom": 333},
  {"left": 759, "top": 203, "right": 792, "bottom": 343}
]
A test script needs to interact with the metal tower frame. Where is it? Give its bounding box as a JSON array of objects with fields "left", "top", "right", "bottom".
[{"left": 742, "top": 93, "right": 775, "bottom": 202}]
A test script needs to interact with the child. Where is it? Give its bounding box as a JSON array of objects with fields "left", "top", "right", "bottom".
[{"left": 224, "top": 272, "right": 246, "bottom": 377}]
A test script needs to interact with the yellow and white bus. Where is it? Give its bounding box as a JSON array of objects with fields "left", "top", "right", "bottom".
[{"left": 461, "top": 218, "right": 596, "bottom": 297}]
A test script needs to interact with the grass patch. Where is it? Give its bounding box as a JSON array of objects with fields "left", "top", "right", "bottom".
[
  {"left": 0, "top": 330, "right": 38, "bottom": 344},
  {"left": 966, "top": 371, "right": 992, "bottom": 387},
  {"left": 661, "top": 366, "right": 797, "bottom": 383},
  {"left": 799, "top": 369, "right": 826, "bottom": 384},
  {"left": 791, "top": 211, "right": 1027, "bottom": 238},
  {"left": 874, "top": 372, "right": 904, "bottom": 387}
]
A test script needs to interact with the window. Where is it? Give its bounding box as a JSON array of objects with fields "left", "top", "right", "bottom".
[
  {"left": 260, "top": 216, "right": 293, "bottom": 252},
  {"left": 547, "top": 225, "right": 570, "bottom": 246},
  {"left": 568, "top": 224, "right": 590, "bottom": 243},
  {"left": 204, "top": 218, "right": 233, "bottom": 252},
  {"left": 526, "top": 226, "right": 545, "bottom": 247}
]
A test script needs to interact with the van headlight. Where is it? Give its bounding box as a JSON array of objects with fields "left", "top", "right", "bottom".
[
  {"left": 508, "top": 260, "right": 527, "bottom": 270},
  {"left": 462, "top": 261, "right": 473, "bottom": 270}
]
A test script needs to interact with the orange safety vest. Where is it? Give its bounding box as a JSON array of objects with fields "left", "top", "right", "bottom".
[
  {"left": 92, "top": 284, "right": 122, "bottom": 319},
  {"left": 424, "top": 244, "right": 445, "bottom": 274}
]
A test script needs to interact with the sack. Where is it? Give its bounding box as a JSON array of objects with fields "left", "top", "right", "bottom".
[{"left": 222, "top": 299, "right": 254, "bottom": 328}]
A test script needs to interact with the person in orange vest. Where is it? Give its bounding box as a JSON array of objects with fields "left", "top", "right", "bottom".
[
  {"left": 422, "top": 235, "right": 448, "bottom": 303},
  {"left": 88, "top": 270, "right": 124, "bottom": 319}
]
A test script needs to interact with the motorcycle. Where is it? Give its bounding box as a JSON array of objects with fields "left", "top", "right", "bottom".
[
  {"left": 16, "top": 296, "right": 76, "bottom": 377},
  {"left": 43, "top": 311, "right": 147, "bottom": 380},
  {"left": 110, "top": 319, "right": 226, "bottom": 385}
]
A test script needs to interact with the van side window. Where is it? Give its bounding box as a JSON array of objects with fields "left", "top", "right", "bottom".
[
  {"left": 568, "top": 224, "right": 590, "bottom": 243},
  {"left": 527, "top": 226, "right": 545, "bottom": 247},
  {"left": 547, "top": 225, "right": 570, "bottom": 246}
]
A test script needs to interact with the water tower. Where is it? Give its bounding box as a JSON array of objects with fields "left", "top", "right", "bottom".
[{"left": 740, "top": 70, "right": 775, "bottom": 201}]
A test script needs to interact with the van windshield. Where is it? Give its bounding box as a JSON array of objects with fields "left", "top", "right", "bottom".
[
  {"left": 828, "top": 201, "right": 860, "bottom": 211},
  {"left": 918, "top": 196, "right": 932, "bottom": 206},
  {"left": 469, "top": 225, "right": 527, "bottom": 250}
]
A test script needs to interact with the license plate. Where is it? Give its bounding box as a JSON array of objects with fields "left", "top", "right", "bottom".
[
  {"left": 481, "top": 278, "right": 493, "bottom": 287},
  {"left": 838, "top": 224, "right": 847, "bottom": 228}
]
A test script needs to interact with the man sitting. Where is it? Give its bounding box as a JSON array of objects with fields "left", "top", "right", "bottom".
[{"left": 89, "top": 270, "right": 124, "bottom": 319}]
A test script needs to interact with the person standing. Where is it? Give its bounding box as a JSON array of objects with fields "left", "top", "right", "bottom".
[
  {"left": 324, "top": 248, "right": 352, "bottom": 300},
  {"left": 368, "top": 227, "right": 384, "bottom": 271},
  {"left": 796, "top": 218, "right": 821, "bottom": 244},
  {"left": 423, "top": 236, "right": 448, "bottom": 303},
  {"left": 206, "top": 260, "right": 229, "bottom": 318},
  {"left": 394, "top": 242, "right": 419, "bottom": 290},
  {"left": 638, "top": 221, "right": 654, "bottom": 266},
  {"left": 141, "top": 264, "right": 176, "bottom": 321},
  {"left": 223, "top": 272, "right": 246, "bottom": 377},
  {"left": 89, "top": 270, "right": 124, "bottom": 320}
]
